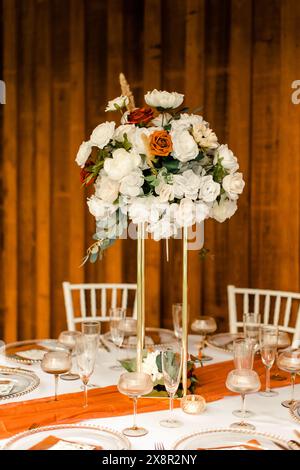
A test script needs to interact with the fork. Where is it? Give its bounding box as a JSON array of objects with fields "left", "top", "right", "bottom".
[{"left": 154, "top": 442, "right": 165, "bottom": 450}]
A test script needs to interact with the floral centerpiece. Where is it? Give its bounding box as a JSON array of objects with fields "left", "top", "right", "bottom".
[
  {"left": 120, "top": 350, "right": 200, "bottom": 398},
  {"left": 75, "top": 74, "right": 244, "bottom": 261}
]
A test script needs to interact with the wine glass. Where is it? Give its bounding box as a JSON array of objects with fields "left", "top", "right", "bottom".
[
  {"left": 118, "top": 372, "right": 153, "bottom": 437},
  {"left": 226, "top": 369, "right": 261, "bottom": 430},
  {"left": 277, "top": 349, "right": 300, "bottom": 408},
  {"left": 109, "top": 307, "right": 126, "bottom": 370},
  {"left": 160, "top": 347, "right": 183, "bottom": 428},
  {"left": 58, "top": 330, "right": 81, "bottom": 381},
  {"left": 271, "top": 331, "right": 291, "bottom": 381},
  {"left": 191, "top": 316, "right": 217, "bottom": 362},
  {"left": 75, "top": 333, "right": 98, "bottom": 408},
  {"left": 232, "top": 338, "right": 254, "bottom": 418},
  {"left": 172, "top": 303, "right": 183, "bottom": 339},
  {"left": 259, "top": 325, "right": 278, "bottom": 397},
  {"left": 243, "top": 313, "right": 261, "bottom": 353},
  {"left": 41, "top": 351, "right": 72, "bottom": 401}
]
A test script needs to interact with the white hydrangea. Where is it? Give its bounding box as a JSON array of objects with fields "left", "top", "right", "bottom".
[
  {"left": 119, "top": 170, "right": 144, "bottom": 197},
  {"left": 141, "top": 351, "right": 162, "bottom": 382},
  {"left": 95, "top": 173, "right": 120, "bottom": 203},
  {"left": 171, "top": 113, "right": 204, "bottom": 132},
  {"left": 173, "top": 170, "right": 201, "bottom": 200},
  {"left": 87, "top": 195, "right": 117, "bottom": 219}
]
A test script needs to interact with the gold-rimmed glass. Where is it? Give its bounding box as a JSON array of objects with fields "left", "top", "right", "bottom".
[
  {"left": 191, "top": 316, "right": 217, "bottom": 362},
  {"left": 271, "top": 331, "right": 291, "bottom": 381},
  {"left": 118, "top": 372, "right": 153, "bottom": 437},
  {"left": 277, "top": 349, "right": 300, "bottom": 408},
  {"left": 232, "top": 338, "right": 254, "bottom": 418},
  {"left": 58, "top": 330, "right": 81, "bottom": 381},
  {"left": 259, "top": 325, "right": 278, "bottom": 397},
  {"left": 109, "top": 307, "right": 126, "bottom": 370},
  {"left": 75, "top": 333, "right": 98, "bottom": 408},
  {"left": 41, "top": 351, "right": 72, "bottom": 401},
  {"left": 243, "top": 313, "right": 261, "bottom": 353},
  {"left": 160, "top": 347, "right": 183, "bottom": 428},
  {"left": 81, "top": 321, "right": 101, "bottom": 337},
  {"left": 226, "top": 369, "right": 261, "bottom": 431}
]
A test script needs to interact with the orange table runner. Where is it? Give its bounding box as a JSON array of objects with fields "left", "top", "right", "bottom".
[{"left": 0, "top": 358, "right": 298, "bottom": 439}]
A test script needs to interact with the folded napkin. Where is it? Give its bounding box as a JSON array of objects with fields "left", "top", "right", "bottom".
[{"left": 29, "top": 435, "right": 102, "bottom": 450}]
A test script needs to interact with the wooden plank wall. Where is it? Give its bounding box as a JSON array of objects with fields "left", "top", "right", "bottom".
[{"left": 1, "top": 0, "right": 300, "bottom": 341}]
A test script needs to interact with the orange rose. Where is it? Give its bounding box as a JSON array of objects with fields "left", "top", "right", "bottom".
[{"left": 149, "top": 130, "right": 172, "bottom": 156}]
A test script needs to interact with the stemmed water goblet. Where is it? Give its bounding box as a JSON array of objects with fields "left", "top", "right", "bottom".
[
  {"left": 109, "top": 307, "right": 126, "bottom": 370},
  {"left": 243, "top": 313, "right": 261, "bottom": 353},
  {"left": 75, "top": 333, "right": 98, "bottom": 408},
  {"left": 81, "top": 321, "right": 100, "bottom": 388},
  {"left": 277, "top": 349, "right": 300, "bottom": 408},
  {"left": 232, "top": 338, "right": 254, "bottom": 418},
  {"left": 160, "top": 347, "right": 183, "bottom": 428},
  {"left": 191, "top": 316, "right": 217, "bottom": 362},
  {"left": 259, "top": 325, "right": 278, "bottom": 397},
  {"left": 226, "top": 369, "right": 261, "bottom": 430},
  {"left": 41, "top": 351, "right": 72, "bottom": 401},
  {"left": 58, "top": 330, "right": 81, "bottom": 381},
  {"left": 271, "top": 331, "right": 291, "bottom": 381},
  {"left": 117, "top": 372, "right": 153, "bottom": 437}
]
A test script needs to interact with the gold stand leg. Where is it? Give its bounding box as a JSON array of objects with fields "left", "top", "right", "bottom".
[
  {"left": 136, "top": 223, "right": 145, "bottom": 372},
  {"left": 182, "top": 226, "right": 188, "bottom": 396}
]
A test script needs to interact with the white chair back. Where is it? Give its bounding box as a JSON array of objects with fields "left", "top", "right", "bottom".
[
  {"left": 227, "top": 285, "right": 300, "bottom": 347},
  {"left": 63, "top": 282, "right": 137, "bottom": 330}
]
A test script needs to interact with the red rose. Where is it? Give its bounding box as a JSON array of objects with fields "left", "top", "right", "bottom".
[{"left": 127, "top": 107, "right": 154, "bottom": 125}]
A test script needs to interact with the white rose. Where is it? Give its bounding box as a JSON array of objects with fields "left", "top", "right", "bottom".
[
  {"left": 211, "top": 196, "right": 238, "bottom": 223},
  {"left": 145, "top": 89, "right": 184, "bottom": 109},
  {"left": 173, "top": 170, "right": 201, "bottom": 200},
  {"left": 87, "top": 195, "right": 117, "bottom": 218},
  {"left": 119, "top": 170, "right": 144, "bottom": 197},
  {"left": 171, "top": 113, "right": 204, "bottom": 132},
  {"left": 128, "top": 198, "right": 152, "bottom": 224},
  {"left": 90, "top": 121, "right": 115, "bottom": 149},
  {"left": 192, "top": 123, "right": 218, "bottom": 149},
  {"left": 174, "top": 198, "right": 195, "bottom": 227},
  {"left": 195, "top": 201, "right": 210, "bottom": 223},
  {"left": 222, "top": 172, "right": 245, "bottom": 200},
  {"left": 171, "top": 129, "right": 199, "bottom": 162},
  {"left": 155, "top": 181, "right": 175, "bottom": 202},
  {"left": 104, "top": 148, "right": 141, "bottom": 181},
  {"left": 75, "top": 141, "right": 92, "bottom": 168},
  {"left": 199, "top": 175, "right": 220, "bottom": 203},
  {"left": 151, "top": 113, "right": 172, "bottom": 127},
  {"left": 105, "top": 95, "right": 129, "bottom": 112},
  {"left": 95, "top": 174, "right": 120, "bottom": 203},
  {"left": 214, "top": 144, "right": 239, "bottom": 173},
  {"left": 113, "top": 124, "right": 133, "bottom": 142}
]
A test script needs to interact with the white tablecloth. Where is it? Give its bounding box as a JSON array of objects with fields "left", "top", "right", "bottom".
[{"left": 1, "top": 336, "right": 299, "bottom": 450}]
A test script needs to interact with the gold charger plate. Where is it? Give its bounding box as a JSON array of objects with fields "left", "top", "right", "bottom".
[
  {"left": 0, "top": 367, "right": 40, "bottom": 400},
  {"left": 103, "top": 327, "right": 178, "bottom": 350},
  {"left": 1, "top": 339, "right": 68, "bottom": 365},
  {"left": 206, "top": 332, "right": 244, "bottom": 353}
]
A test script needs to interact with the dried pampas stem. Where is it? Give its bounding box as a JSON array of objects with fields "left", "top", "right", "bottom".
[{"left": 119, "top": 73, "right": 135, "bottom": 111}]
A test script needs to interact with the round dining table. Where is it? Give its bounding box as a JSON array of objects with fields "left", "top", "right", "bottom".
[{"left": 0, "top": 335, "right": 299, "bottom": 450}]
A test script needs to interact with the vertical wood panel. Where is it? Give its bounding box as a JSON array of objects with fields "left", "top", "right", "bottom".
[
  {"left": 2, "top": 0, "right": 18, "bottom": 342},
  {"left": 251, "top": 0, "right": 281, "bottom": 290},
  {"left": 18, "top": 0, "right": 35, "bottom": 339},
  {"left": 143, "top": 0, "right": 162, "bottom": 327},
  {"left": 34, "top": 0, "right": 51, "bottom": 338}
]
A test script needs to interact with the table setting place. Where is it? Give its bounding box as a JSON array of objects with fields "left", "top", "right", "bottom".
[{"left": 0, "top": 309, "right": 300, "bottom": 452}]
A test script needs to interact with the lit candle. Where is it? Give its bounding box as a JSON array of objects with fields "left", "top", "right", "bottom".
[{"left": 181, "top": 394, "right": 206, "bottom": 415}]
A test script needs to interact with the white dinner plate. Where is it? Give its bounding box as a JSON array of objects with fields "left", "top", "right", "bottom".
[
  {"left": 3, "top": 424, "right": 131, "bottom": 450},
  {"left": 172, "top": 428, "right": 295, "bottom": 450}
]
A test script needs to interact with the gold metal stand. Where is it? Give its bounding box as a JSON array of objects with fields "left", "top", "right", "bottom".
[
  {"left": 182, "top": 226, "right": 188, "bottom": 396},
  {"left": 136, "top": 223, "right": 145, "bottom": 372}
]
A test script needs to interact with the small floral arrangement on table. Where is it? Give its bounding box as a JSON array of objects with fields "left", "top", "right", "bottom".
[
  {"left": 120, "top": 350, "right": 200, "bottom": 398},
  {"left": 75, "top": 74, "right": 245, "bottom": 261}
]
